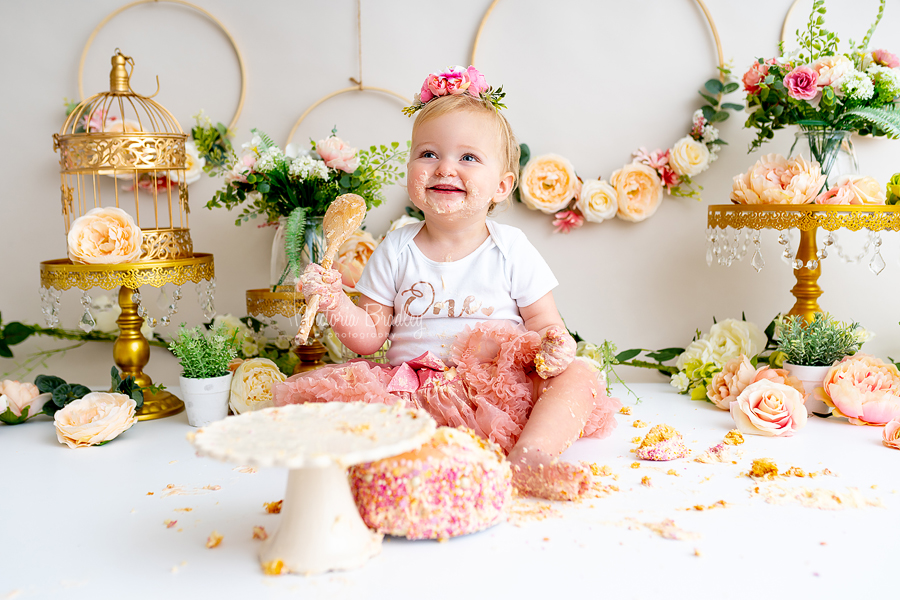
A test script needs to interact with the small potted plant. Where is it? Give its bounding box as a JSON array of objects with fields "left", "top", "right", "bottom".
[
  {"left": 169, "top": 323, "right": 239, "bottom": 427},
  {"left": 777, "top": 313, "right": 868, "bottom": 415}
]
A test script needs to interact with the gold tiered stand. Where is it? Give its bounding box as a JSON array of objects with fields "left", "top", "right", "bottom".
[
  {"left": 707, "top": 204, "right": 900, "bottom": 322},
  {"left": 246, "top": 287, "right": 361, "bottom": 374},
  {"left": 40, "top": 255, "right": 214, "bottom": 419}
]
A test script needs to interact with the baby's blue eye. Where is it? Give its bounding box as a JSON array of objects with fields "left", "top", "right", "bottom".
[
  {"left": 422, "top": 151, "right": 436, "bottom": 159},
  {"left": 461, "top": 154, "right": 477, "bottom": 162}
]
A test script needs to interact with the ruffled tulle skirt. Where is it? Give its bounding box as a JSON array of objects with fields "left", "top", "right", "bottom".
[{"left": 272, "top": 321, "right": 620, "bottom": 454}]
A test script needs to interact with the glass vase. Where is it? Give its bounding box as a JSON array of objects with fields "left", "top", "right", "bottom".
[
  {"left": 270, "top": 215, "right": 326, "bottom": 289},
  {"left": 790, "top": 129, "right": 859, "bottom": 189}
]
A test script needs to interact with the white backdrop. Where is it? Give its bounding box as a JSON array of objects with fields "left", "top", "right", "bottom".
[{"left": 1, "top": 0, "right": 898, "bottom": 387}]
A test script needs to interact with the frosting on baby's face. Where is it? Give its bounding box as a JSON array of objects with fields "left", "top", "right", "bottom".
[{"left": 407, "top": 110, "right": 514, "bottom": 222}]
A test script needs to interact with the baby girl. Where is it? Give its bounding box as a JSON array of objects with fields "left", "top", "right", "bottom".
[{"left": 274, "top": 66, "right": 620, "bottom": 500}]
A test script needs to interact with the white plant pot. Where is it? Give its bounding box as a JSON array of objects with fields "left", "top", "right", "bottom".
[
  {"left": 180, "top": 373, "right": 232, "bottom": 427},
  {"left": 783, "top": 362, "right": 832, "bottom": 416}
]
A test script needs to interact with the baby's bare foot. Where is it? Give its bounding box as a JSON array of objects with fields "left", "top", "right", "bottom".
[{"left": 508, "top": 448, "right": 590, "bottom": 501}]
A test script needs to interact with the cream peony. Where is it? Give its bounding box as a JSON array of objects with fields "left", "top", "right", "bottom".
[
  {"left": 334, "top": 229, "right": 378, "bottom": 288},
  {"left": 611, "top": 163, "right": 663, "bottom": 222},
  {"left": 815, "top": 175, "right": 886, "bottom": 205},
  {"left": 731, "top": 379, "right": 808, "bottom": 437},
  {"left": 67, "top": 207, "right": 143, "bottom": 264},
  {"left": 706, "top": 319, "right": 768, "bottom": 366},
  {"left": 883, "top": 419, "right": 900, "bottom": 450},
  {"left": 669, "top": 136, "right": 710, "bottom": 177},
  {"left": 730, "top": 154, "right": 826, "bottom": 205},
  {"left": 230, "top": 358, "right": 287, "bottom": 414},
  {"left": 519, "top": 154, "right": 581, "bottom": 214},
  {"left": 575, "top": 179, "right": 618, "bottom": 223},
  {"left": 811, "top": 55, "right": 854, "bottom": 88},
  {"left": 54, "top": 392, "right": 137, "bottom": 448},
  {"left": 814, "top": 354, "right": 900, "bottom": 426},
  {"left": 0, "top": 380, "right": 43, "bottom": 418}
]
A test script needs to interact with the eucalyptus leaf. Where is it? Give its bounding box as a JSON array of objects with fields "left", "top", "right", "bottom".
[
  {"left": 704, "top": 79, "right": 724, "bottom": 94},
  {"left": 723, "top": 82, "right": 740, "bottom": 94}
]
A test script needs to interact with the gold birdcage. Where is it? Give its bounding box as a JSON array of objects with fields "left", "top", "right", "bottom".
[{"left": 53, "top": 49, "right": 194, "bottom": 260}]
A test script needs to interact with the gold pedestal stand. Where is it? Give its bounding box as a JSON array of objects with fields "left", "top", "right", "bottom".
[
  {"left": 40, "top": 254, "right": 215, "bottom": 420},
  {"left": 246, "top": 287, "right": 360, "bottom": 374},
  {"left": 707, "top": 205, "right": 900, "bottom": 322}
]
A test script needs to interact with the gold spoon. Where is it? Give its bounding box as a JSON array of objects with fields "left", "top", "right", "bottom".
[{"left": 294, "top": 193, "right": 367, "bottom": 345}]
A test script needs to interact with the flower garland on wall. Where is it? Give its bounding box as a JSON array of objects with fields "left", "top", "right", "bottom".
[{"left": 516, "top": 70, "right": 743, "bottom": 232}]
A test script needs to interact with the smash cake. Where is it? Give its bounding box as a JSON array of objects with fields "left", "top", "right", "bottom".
[
  {"left": 349, "top": 427, "right": 512, "bottom": 541},
  {"left": 635, "top": 424, "right": 689, "bottom": 461}
]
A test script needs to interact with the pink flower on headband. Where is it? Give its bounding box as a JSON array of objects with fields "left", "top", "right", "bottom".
[{"left": 418, "top": 66, "right": 486, "bottom": 104}]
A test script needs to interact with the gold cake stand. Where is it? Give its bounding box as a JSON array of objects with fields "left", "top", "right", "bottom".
[
  {"left": 707, "top": 205, "right": 900, "bottom": 322},
  {"left": 40, "top": 254, "right": 214, "bottom": 420},
  {"left": 246, "top": 287, "right": 361, "bottom": 374}
]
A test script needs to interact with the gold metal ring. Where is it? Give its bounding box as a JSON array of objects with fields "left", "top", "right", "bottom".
[
  {"left": 286, "top": 86, "right": 410, "bottom": 146},
  {"left": 472, "top": 0, "right": 725, "bottom": 77},
  {"left": 781, "top": 0, "right": 804, "bottom": 46},
  {"left": 78, "top": 0, "right": 246, "bottom": 131}
]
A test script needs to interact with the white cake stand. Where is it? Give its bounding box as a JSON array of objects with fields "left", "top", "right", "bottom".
[{"left": 189, "top": 401, "right": 436, "bottom": 574}]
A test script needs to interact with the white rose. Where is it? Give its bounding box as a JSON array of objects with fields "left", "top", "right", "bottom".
[
  {"left": 669, "top": 136, "right": 710, "bottom": 177},
  {"left": 54, "top": 392, "right": 137, "bottom": 448},
  {"left": 0, "top": 392, "right": 7, "bottom": 413},
  {"left": 706, "top": 319, "right": 768, "bottom": 365},
  {"left": 177, "top": 140, "right": 206, "bottom": 185},
  {"left": 675, "top": 338, "right": 717, "bottom": 371},
  {"left": 385, "top": 215, "right": 422, "bottom": 236},
  {"left": 574, "top": 180, "right": 618, "bottom": 223},
  {"left": 241, "top": 339, "right": 259, "bottom": 357},
  {"left": 229, "top": 358, "right": 287, "bottom": 414}
]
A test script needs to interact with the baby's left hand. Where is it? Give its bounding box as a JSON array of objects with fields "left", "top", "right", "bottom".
[{"left": 535, "top": 325, "right": 575, "bottom": 379}]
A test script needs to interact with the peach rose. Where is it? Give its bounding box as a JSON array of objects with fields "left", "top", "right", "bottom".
[
  {"left": 519, "top": 154, "right": 581, "bottom": 214},
  {"left": 67, "top": 207, "right": 143, "bottom": 264},
  {"left": 669, "top": 136, "right": 710, "bottom": 178},
  {"left": 730, "top": 153, "right": 825, "bottom": 205},
  {"left": 753, "top": 366, "right": 806, "bottom": 398},
  {"left": 883, "top": 419, "right": 900, "bottom": 449},
  {"left": 811, "top": 55, "right": 853, "bottom": 88},
  {"left": 815, "top": 175, "right": 886, "bottom": 205},
  {"left": 230, "top": 358, "right": 286, "bottom": 414},
  {"left": 731, "top": 379, "right": 808, "bottom": 437},
  {"left": 610, "top": 163, "right": 663, "bottom": 222},
  {"left": 0, "top": 380, "right": 43, "bottom": 419},
  {"left": 707, "top": 355, "right": 758, "bottom": 410},
  {"left": 814, "top": 354, "right": 900, "bottom": 426},
  {"left": 334, "top": 229, "right": 378, "bottom": 288},
  {"left": 574, "top": 179, "right": 618, "bottom": 223},
  {"left": 54, "top": 392, "right": 137, "bottom": 448},
  {"left": 316, "top": 136, "right": 358, "bottom": 173}
]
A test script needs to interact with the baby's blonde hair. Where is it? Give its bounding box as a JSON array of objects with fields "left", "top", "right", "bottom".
[{"left": 411, "top": 94, "right": 520, "bottom": 212}]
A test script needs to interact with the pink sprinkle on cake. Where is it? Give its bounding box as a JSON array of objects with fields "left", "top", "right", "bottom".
[
  {"left": 349, "top": 427, "right": 512, "bottom": 541},
  {"left": 635, "top": 424, "right": 689, "bottom": 461}
]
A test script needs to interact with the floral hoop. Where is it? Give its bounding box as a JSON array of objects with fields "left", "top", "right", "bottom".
[{"left": 470, "top": 0, "right": 742, "bottom": 231}]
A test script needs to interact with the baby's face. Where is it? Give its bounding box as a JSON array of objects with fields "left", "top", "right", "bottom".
[{"left": 407, "top": 109, "right": 514, "bottom": 221}]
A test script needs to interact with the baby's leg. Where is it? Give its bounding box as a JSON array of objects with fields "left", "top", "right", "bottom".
[{"left": 507, "top": 360, "right": 601, "bottom": 501}]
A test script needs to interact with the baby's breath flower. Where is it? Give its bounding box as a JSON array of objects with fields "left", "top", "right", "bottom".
[
  {"left": 289, "top": 156, "right": 328, "bottom": 180},
  {"left": 841, "top": 71, "right": 875, "bottom": 101}
]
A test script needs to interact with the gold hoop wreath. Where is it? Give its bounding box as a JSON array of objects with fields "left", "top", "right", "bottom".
[
  {"left": 78, "top": 0, "right": 246, "bottom": 132},
  {"left": 470, "top": 0, "right": 740, "bottom": 231}
]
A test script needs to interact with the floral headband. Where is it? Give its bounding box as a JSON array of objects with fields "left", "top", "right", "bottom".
[{"left": 402, "top": 66, "right": 506, "bottom": 117}]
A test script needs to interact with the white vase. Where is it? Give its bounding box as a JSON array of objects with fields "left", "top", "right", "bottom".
[
  {"left": 180, "top": 372, "right": 232, "bottom": 427},
  {"left": 783, "top": 362, "right": 832, "bottom": 416}
]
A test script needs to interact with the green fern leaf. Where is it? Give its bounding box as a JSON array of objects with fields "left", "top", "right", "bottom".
[
  {"left": 842, "top": 106, "right": 900, "bottom": 138},
  {"left": 283, "top": 207, "right": 308, "bottom": 282},
  {"left": 250, "top": 128, "right": 277, "bottom": 151}
]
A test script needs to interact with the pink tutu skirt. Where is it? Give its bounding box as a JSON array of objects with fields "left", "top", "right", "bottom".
[{"left": 272, "top": 321, "right": 621, "bottom": 454}]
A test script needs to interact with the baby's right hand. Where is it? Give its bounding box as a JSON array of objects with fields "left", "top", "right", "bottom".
[{"left": 298, "top": 263, "right": 344, "bottom": 312}]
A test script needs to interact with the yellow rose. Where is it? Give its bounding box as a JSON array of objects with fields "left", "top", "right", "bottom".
[
  {"left": 335, "top": 229, "right": 378, "bottom": 288},
  {"left": 669, "top": 136, "right": 710, "bottom": 177},
  {"left": 574, "top": 179, "right": 618, "bottom": 223},
  {"left": 54, "top": 392, "right": 137, "bottom": 448},
  {"left": 519, "top": 154, "right": 581, "bottom": 214},
  {"left": 610, "top": 163, "right": 663, "bottom": 222},
  {"left": 67, "top": 207, "right": 143, "bottom": 264},
  {"left": 230, "top": 358, "right": 287, "bottom": 414}
]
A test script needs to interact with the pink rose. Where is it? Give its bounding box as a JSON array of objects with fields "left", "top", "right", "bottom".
[
  {"left": 707, "top": 355, "right": 758, "bottom": 410},
  {"left": 316, "top": 136, "right": 358, "bottom": 173},
  {"left": 783, "top": 66, "right": 820, "bottom": 100},
  {"left": 872, "top": 49, "right": 900, "bottom": 69},
  {"left": 731, "top": 379, "right": 808, "bottom": 437},
  {"left": 465, "top": 66, "right": 488, "bottom": 96},
  {"left": 815, "top": 175, "right": 886, "bottom": 205},
  {"left": 0, "top": 380, "right": 43, "bottom": 418},
  {"left": 884, "top": 419, "right": 900, "bottom": 450},
  {"left": 814, "top": 354, "right": 900, "bottom": 426},
  {"left": 743, "top": 59, "right": 774, "bottom": 94}
]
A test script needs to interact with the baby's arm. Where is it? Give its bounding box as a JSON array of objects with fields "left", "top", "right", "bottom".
[
  {"left": 299, "top": 264, "right": 392, "bottom": 356},
  {"left": 519, "top": 292, "right": 576, "bottom": 379}
]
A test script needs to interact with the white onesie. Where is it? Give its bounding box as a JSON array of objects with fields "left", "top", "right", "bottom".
[{"left": 354, "top": 220, "right": 558, "bottom": 365}]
